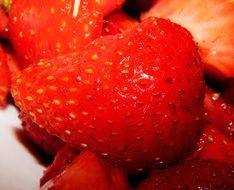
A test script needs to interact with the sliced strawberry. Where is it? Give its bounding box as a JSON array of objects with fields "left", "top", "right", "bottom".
[
  {"left": 12, "top": 18, "right": 204, "bottom": 173},
  {"left": 41, "top": 151, "right": 130, "bottom": 190},
  {"left": 0, "top": 45, "right": 10, "bottom": 109},
  {"left": 102, "top": 9, "right": 138, "bottom": 36},
  {"left": 195, "top": 127, "right": 234, "bottom": 164},
  {"left": 40, "top": 146, "right": 79, "bottom": 186},
  {"left": 19, "top": 112, "right": 65, "bottom": 155},
  {"left": 8, "top": 0, "right": 124, "bottom": 68},
  {"left": 138, "top": 159, "right": 234, "bottom": 189},
  {"left": 142, "top": 0, "right": 234, "bottom": 79},
  {"left": 204, "top": 87, "right": 234, "bottom": 140}
]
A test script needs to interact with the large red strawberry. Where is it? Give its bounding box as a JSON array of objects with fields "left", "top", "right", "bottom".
[
  {"left": 142, "top": 0, "right": 234, "bottom": 79},
  {"left": 102, "top": 9, "right": 138, "bottom": 36},
  {"left": 195, "top": 127, "right": 234, "bottom": 164},
  {"left": 0, "top": 45, "right": 10, "bottom": 109},
  {"left": 7, "top": 0, "right": 124, "bottom": 68},
  {"left": 12, "top": 18, "right": 205, "bottom": 173},
  {"left": 19, "top": 112, "right": 65, "bottom": 155},
  {"left": 41, "top": 151, "right": 131, "bottom": 190},
  {"left": 138, "top": 159, "right": 234, "bottom": 189},
  {"left": 204, "top": 87, "right": 234, "bottom": 140}
]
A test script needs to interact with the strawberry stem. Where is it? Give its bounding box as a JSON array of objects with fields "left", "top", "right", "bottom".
[{"left": 0, "top": 0, "right": 12, "bottom": 12}]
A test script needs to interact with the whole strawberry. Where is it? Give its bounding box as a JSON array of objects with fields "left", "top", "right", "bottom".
[
  {"left": 8, "top": 0, "right": 124, "bottom": 68},
  {"left": 12, "top": 18, "right": 204, "bottom": 173}
]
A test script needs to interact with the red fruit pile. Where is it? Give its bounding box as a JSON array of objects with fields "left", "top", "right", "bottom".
[{"left": 0, "top": 0, "right": 233, "bottom": 189}]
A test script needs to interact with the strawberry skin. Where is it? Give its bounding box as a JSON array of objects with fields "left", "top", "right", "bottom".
[
  {"left": 41, "top": 151, "right": 131, "bottom": 190},
  {"left": 195, "top": 127, "right": 234, "bottom": 164},
  {"left": 19, "top": 112, "right": 65, "bottom": 155},
  {"left": 138, "top": 159, "right": 234, "bottom": 190},
  {"left": 142, "top": 0, "right": 234, "bottom": 79},
  {"left": 8, "top": 0, "right": 124, "bottom": 68},
  {"left": 102, "top": 9, "right": 138, "bottom": 36},
  {"left": 204, "top": 87, "right": 234, "bottom": 140},
  {"left": 12, "top": 18, "right": 204, "bottom": 173},
  {"left": 0, "top": 45, "right": 10, "bottom": 109}
]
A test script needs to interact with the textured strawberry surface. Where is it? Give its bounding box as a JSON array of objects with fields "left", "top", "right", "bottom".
[
  {"left": 138, "top": 159, "right": 234, "bottom": 190},
  {"left": 204, "top": 87, "right": 234, "bottom": 140},
  {"left": 195, "top": 127, "right": 234, "bottom": 164},
  {"left": 12, "top": 18, "right": 205, "bottom": 173},
  {"left": 19, "top": 112, "right": 65, "bottom": 155},
  {"left": 8, "top": 0, "right": 124, "bottom": 68}
]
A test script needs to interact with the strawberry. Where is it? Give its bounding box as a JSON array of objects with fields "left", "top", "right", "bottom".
[
  {"left": 0, "top": 45, "right": 10, "bottom": 109},
  {"left": 102, "top": 9, "right": 138, "bottom": 36},
  {"left": 12, "top": 18, "right": 205, "bottom": 173},
  {"left": 142, "top": 0, "right": 234, "bottom": 79},
  {"left": 8, "top": 0, "right": 124, "bottom": 68},
  {"left": 40, "top": 151, "right": 131, "bottom": 190},
  {"left": 19, "top": 112, "right": 65, "bottom": 155},
  {"left": 204, "top": 87, "right": 234, "bottom": 140},
  {"left": 40, "top": 146, "right": 79, "bottom": 186},
  {"left": 138, "top": 159, "right": 234, "bottom": 189},
  {"left": 195, "top": 127, "right": 234, "bottom": 164}
]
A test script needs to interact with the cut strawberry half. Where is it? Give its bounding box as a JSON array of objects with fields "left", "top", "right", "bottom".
[
  {"left": 142, "top": 0, "right": 234, "bottom": 79},
  {"left": 41, "top": 151, "right": 130, "bottom": 190}
]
